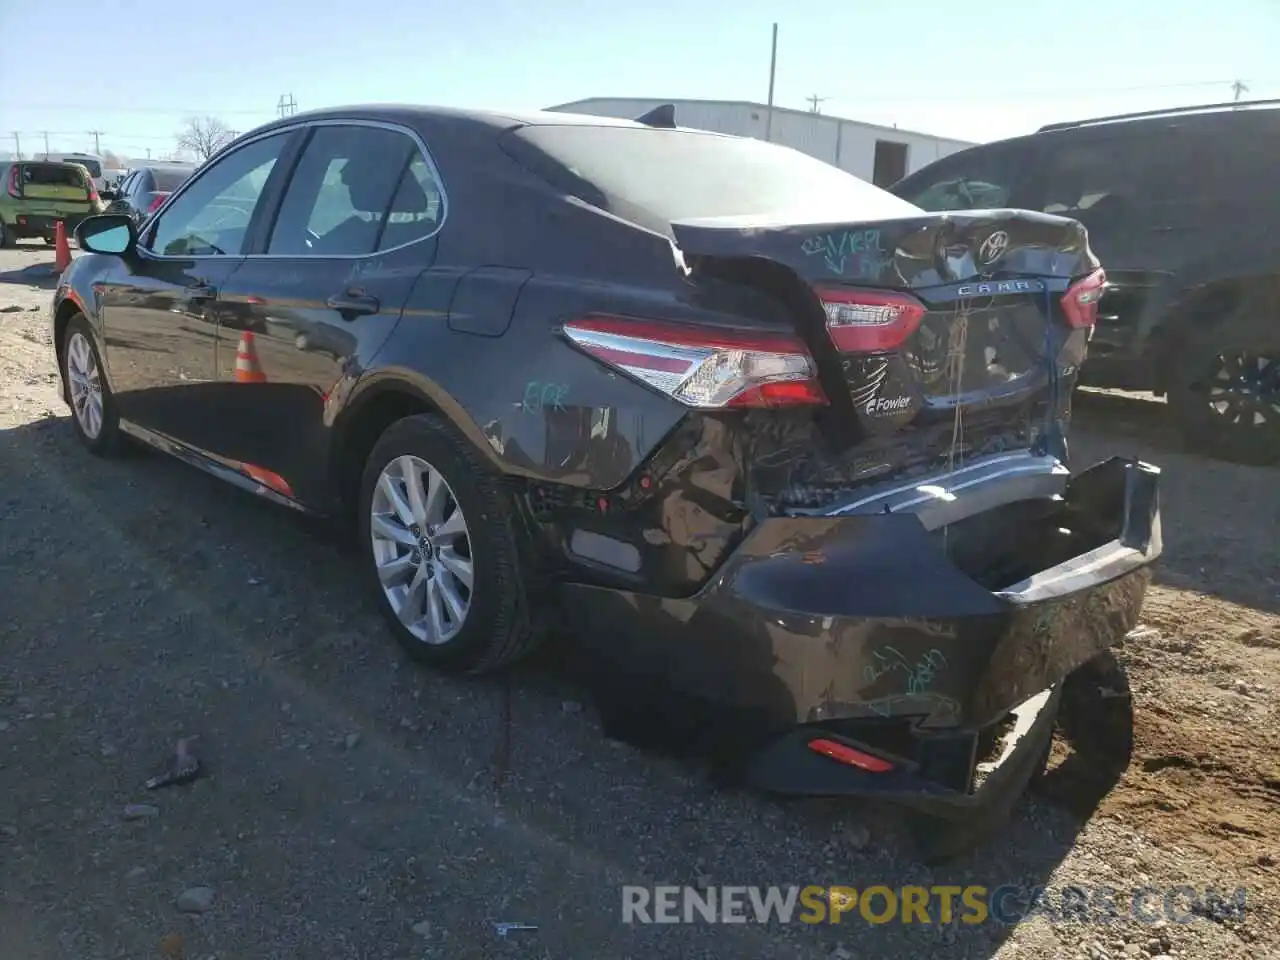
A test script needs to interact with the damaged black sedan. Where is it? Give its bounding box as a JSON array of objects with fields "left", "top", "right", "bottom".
[{"left": 52, "top": 104, "right": 1161, "bottom": 854}]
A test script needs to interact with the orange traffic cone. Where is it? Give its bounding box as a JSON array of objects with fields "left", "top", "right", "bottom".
[
  {"left": 53, "top": 221, "right": 72, "bottom": 273},
  {"left": 234, "top": 331, "right": 267, "bottom": 384}
]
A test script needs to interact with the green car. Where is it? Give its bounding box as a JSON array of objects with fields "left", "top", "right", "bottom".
[{"left": 0, "top": 159, "right": 102, "bottom": 247}]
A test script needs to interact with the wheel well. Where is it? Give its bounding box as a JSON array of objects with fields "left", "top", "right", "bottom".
[
  {"left": 1149, "top": 275, "right": 1280, "bottom": 392},
  {"left": 334, "top": 388, "right": 435, "bottom": 516}
]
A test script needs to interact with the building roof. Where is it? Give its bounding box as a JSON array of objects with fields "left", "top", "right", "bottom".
[{"left": 547, "top": 97, "right": 974, "bottom": 146}]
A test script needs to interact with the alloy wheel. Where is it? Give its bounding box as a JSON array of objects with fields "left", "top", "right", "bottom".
[
  {"left": 66, "top": 331, "right": 104, "bottom": 440},
  {"left": 1204, "top": 351, "right": 1280, "bottom": 431},
  {"left": 369, "top": 454, "right": 474, "bottom": 645}
]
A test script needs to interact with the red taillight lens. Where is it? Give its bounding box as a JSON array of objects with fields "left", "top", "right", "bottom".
[
  {"left": 1061, "top": 268, "right": 1107, "bottom": 329},
  {"left": 814, "top": 286, "right": 926, "bottom": 353},
  {"left": 6, "top": 166, "right": 20, "bottom": 199},
  {"left": 148, "top": 192, "right": 169, "bottom": 213},
  {"left": 807, "top": 738, "right": 895, "bottom": 773},
  {"left": 562, "top": 315, "right": 828, "bottom": 409}
]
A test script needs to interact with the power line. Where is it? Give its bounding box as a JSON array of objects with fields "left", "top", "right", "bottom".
[
  {"left": 276, "top": 94, "right": 297, "bottom": 119},
  {"left": 806, "top": 94, "right": 829, "bottom": 114}
]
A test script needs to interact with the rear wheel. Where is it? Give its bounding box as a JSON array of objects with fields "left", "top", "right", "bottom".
[
  {"left": 0, "top": 220, "right": 12, "bottom": 248},
  {"left": 358, "top": 414, "right": 538, "bottom": 673},
  {"left": 1168, "top": 314, "right": 1280, "bottom": 465}
]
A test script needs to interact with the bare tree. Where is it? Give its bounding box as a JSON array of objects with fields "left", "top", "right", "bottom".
[{"left": 175, "top": 116, "right": 235, "bottom": 161}]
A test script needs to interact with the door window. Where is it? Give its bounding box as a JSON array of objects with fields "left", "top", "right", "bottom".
[
  {"left": 267, "top": 124, "right": 445, "bottom": 256},
  {"left": 1039, "top": 139, "right": 1138, "bottom": 238},
  {"left": 897, "top": 147, "right": 1024, "bottom": 211},
  {"left": 146, "top": 133, "right": 289, "bottom": 257}
]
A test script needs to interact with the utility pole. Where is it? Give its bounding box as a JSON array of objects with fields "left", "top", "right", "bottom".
[
  {"left": 764, "top": 23, "right": 778, "bottom": 143},
  {"left": 40, "top": 131, "right": 50, "bottom": 156},
  {"left": 806, "top": 94, "right": 828, "bottom": 114},
  {"left": 1231, "top": 79, "right": 1248, "bottom": 102},
  {"left": 11, "top": 132, "right": 20, "bottom": 160},
  {"left": 277, "top": 93, "right": 297, "bottom": 118},
  {"left": 146, "top": 147, "right": 152, "bottom": 160},
  {"left": 88, "top": 130, "right": 104, "bottom": 154}
]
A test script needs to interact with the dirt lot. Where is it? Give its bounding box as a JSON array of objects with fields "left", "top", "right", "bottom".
[{"left": 1, "top": 242, "right": 1276, "bottom": 960}]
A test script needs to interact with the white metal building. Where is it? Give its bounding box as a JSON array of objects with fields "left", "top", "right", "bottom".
[{"left": 547, "top": 97, "right": 975, "bottom": 188}]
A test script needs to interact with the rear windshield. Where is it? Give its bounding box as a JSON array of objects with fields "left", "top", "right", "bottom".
[
  {"left": 75, "top": 159, "right": 103, "bottom": 178},
  {"left": 23, "top": 163, "right": 88, "bottom": 188},
  {"left": 506, "top": 124, "right": 921, "bottom": 228},
  {"left": 152, "top": 168, "right": 193, "bottom": 191}
]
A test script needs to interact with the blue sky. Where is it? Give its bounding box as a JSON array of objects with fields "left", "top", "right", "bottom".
[{"left": 2, "top": 0, "right": 1276, "bottom": 162}]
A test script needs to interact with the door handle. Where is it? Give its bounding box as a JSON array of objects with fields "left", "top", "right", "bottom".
[{"left": 326, "top": 289, "right": 380, "bottom": 319}]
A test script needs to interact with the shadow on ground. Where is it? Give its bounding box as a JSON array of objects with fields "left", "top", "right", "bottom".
[
  {"left": 0, "top": 260, "right": 61, "bottom": 290},
  {"left": 0, "top": 413, "right": 1147, "bottom": 958},
  {"left": 1071, "top": 390, "right": 1280, "bottom": 615}
]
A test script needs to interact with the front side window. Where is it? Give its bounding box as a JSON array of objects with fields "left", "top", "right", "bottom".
[
  {"left": 267, "top": 125, "right": 443, "bottom": 256},
  {"left": 147, "top": 133, "right": 289, "bottom": 257}
]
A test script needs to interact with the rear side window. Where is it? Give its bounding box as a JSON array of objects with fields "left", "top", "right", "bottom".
[
  {"left": 506, "top": 124, "right": 919, "bottom": 229},
  {"left": 22, "top": 163, "right": 87, "bottom": 189},
  {"left": 268, "top": 124, "right": 444, "bottom": 256}
]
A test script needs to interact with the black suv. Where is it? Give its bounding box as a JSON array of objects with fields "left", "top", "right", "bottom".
[{"left": 891, "top": 99, "right": 1280, "bottom": 465}]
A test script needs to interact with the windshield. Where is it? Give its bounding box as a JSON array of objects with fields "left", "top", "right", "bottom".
[
  {"left": 23, "top": 163, "right": 88, "bottom": 189},
  {"left": 507, "top": 124, "right": 920, "bottom": 228},
  {"left": 152, "top": 168, "right": 193, "bottom": 191}
]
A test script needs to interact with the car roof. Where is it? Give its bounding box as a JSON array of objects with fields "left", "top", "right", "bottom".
[{"left": 243, "top": 102, "right": 671, "bottom": 140}]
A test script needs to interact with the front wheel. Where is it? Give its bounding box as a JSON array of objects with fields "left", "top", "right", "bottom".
[
  {"left": 62, "top": 315, "right": 123, "bottom": 456},
  {"left": 358, "top": 414, "right": 538, "bottom": 674},
  {"left": 1168, "top": 319, "right": 1280, "bottom": 465}
]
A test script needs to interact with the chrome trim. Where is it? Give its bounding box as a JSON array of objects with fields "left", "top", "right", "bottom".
[
  {"left": 806, "top": 450, "right": 1070, "bottom": 531},
  {"left": 137, "top": 117, "right": 449, "bottom": 262}
]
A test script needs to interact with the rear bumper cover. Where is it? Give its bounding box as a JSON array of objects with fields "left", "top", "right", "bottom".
[{"left": 564, "top": 455, "right": 1160, "bottom": 803}]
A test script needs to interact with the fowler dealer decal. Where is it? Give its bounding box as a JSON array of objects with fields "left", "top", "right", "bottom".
[{"left": 866, "top": 394, "right": 913, "bottom": 416}]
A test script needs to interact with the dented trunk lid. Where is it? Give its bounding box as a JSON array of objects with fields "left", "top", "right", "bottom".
[{"left": 673, "top": 210, "right": 1099, "bottom": 479}]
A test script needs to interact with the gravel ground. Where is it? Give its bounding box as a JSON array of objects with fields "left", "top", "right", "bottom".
[{"left": 1, "top": 242, "right": 1276, "bottom": 960}]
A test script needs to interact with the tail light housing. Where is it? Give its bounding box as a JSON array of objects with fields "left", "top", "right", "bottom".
[
  {"left": 6, "top": 166, "right": 20, "bottom": 199},
  {"left": 1061, "top": 268, "right": 1107, "bottom": 329},
  {"left": 814, "top": 286, "right": 926, "bottom": 353},
  {"left": 148, "top": 192, "right": 170, "bottom": 214},
  {"left": 562, "top": 315, "right": 828, "bottom": 409}
]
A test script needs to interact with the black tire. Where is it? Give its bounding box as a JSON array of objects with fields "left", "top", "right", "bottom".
[
  {"left": 358, "top": 413, "right": 538, "bottom": 674},
  {"left": 61, "top": 314, "right": 123, "bottom": 456},
  {"left": 1057, "top": 650, "right": 1133, "bottom": 768},
  {"left": 1167, "top": 312, "right": 1280, "bottom": 466},
  {"left": 0, "top": 221, "right": 12, "bottom": 248}
]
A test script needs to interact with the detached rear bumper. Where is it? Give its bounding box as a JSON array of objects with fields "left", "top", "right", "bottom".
[{"left": 564, "top": 455, "right": 1160, "bottom": 804}]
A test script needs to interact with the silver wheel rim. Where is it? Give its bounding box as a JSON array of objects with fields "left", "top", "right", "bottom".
[
  {"left": 66, "top": 331, "right": 104, "bottom": 440},
  {"left": 370, "top": 454, "right": 474, "bottom": 645}
]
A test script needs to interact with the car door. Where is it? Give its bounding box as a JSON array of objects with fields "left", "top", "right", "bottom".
[
  {"left": 212, "top": 121, "right": 446, "bottom": 507},
  {"left": 99, "top": 131, "right": 297, "bottom": 454}
]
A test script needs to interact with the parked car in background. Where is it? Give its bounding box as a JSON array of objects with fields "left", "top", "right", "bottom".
[
  {"left": 104, "top": 162, "right": 198, "bottom": 225},
  {"left": 52, "top": 105, "right": 1161, "bottom": 857},
  {"left": 40, "top": 152, "right": 109, "bottom": 196},
  {"left": 890, "top": 99, "right": 1280, "bottom": 465},
  {"left": 0, "top": 159, "right": 101, "bottom": 246}
]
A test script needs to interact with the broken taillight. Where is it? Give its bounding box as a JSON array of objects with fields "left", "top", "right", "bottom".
[
  {"left": 814, "top": 286, "right": 926, "bottom": 353},
  {"left": 1061, "top": 268, "right": 1107, "bottom": 329},
  {"left": 562, "top": 314, "right": 828, "bottom": 409}
]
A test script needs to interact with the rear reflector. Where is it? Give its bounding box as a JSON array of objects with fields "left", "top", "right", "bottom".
[
  {"left": 807, "top": 738, "right": 895, "bottom": 773},
  {"left": 562, "top": 314, "right": 828, "bottom": 409},
  {"left": 1061, "top": 268, "right": 1107, "bottom": 329},
  {"left": 814, "top": 285, "right": 926, "bottom": 353}
]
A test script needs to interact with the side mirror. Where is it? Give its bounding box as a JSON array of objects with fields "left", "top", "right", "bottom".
[{"left": 75, "top": 214, "right": 138, "bottom": 257}]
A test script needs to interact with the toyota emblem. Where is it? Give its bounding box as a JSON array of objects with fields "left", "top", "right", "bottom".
[{"left": 978, "top": 230, "right": 1010, "bottom": 266}]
